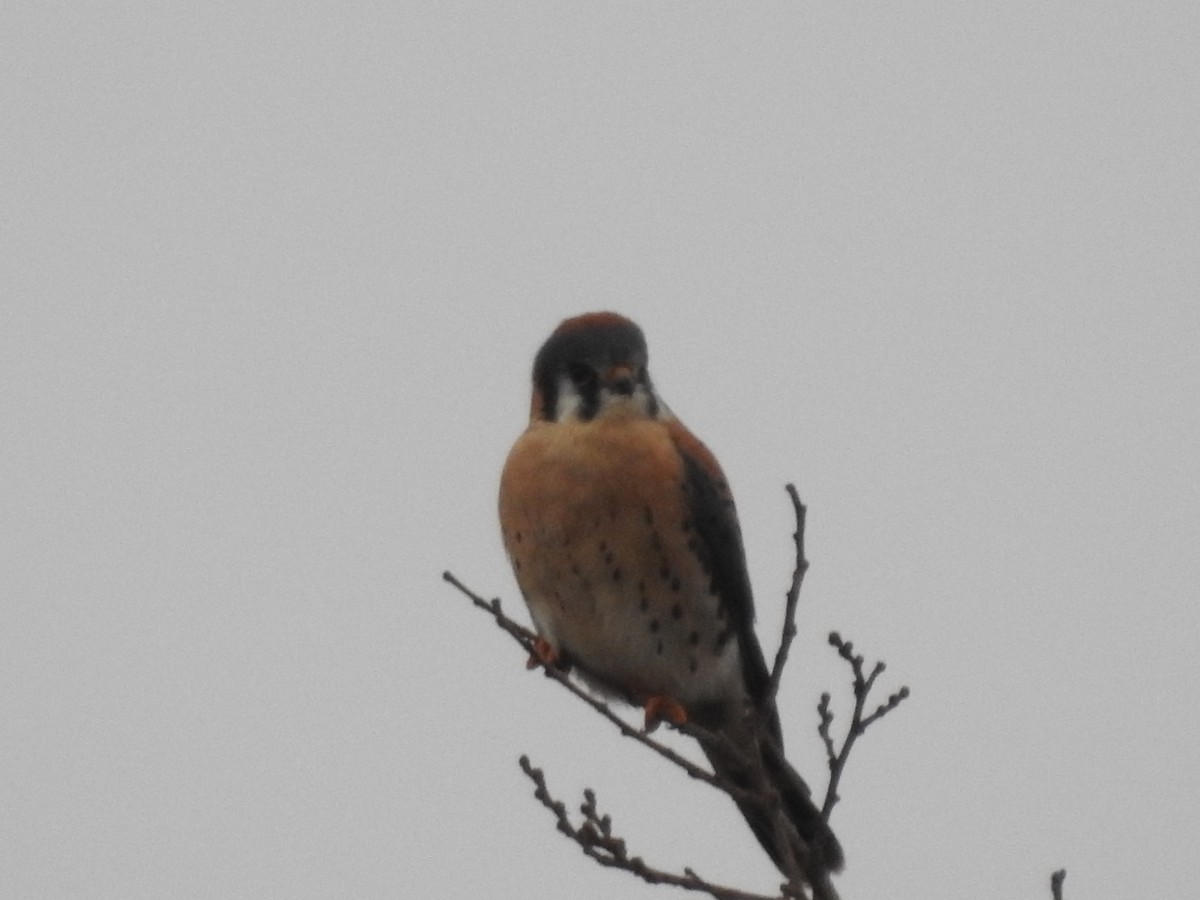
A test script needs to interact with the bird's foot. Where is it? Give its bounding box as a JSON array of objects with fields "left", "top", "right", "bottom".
[
  {"left": 642, "top": 694, "right": 688, "bottom": 732},
  {"left": 526, "top": 636, "right": 561, "bottom": 670}
]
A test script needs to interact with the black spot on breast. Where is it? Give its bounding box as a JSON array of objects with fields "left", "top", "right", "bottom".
[
  {"left": 659, "top": 565, "right": 671, "bottom": 580},
  {"left": 714, "top": 626, "right": 733, "bottom": 652},
  {"left": 611, "top": 568, "right": 622, "bottom": 582},
  {"left": 649, "top": 619, "right": 660, "bottom": 633},
  {"left": 656, "top": 639, "right": 664, "bottom": 656},
  {"left": 513, "top": 560, "right": 522, "bottom": 572},
  {"left": 642, "top": 506, "right": 654, "bottom": 524},
  {"left": 604, "top": 551, "right": 614, "bottom": 564},
  {"left": 688, "top": 657, "right": 698, "bottom": 673},
  {"left": 515, "top": 531, "right": 523, "bottom": 543},
  {"left": 669, "top": 576, "right": 681, "bottom": 593},
  {"left": 688, "top": 630, "right": 700, "bottom": 646},
  {"left": 639, "top": 597, "right": 649, "bottom": 612},
  {"left": 671, "top": 603, "right": 682, "bottom": 620}
]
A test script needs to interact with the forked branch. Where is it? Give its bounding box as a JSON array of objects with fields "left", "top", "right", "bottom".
[
  {"left": 817, "top": 632, "right": 910, "bottom": 819},
  {"left": 519, "top": 755, "right": 800, "bottom": 900}
]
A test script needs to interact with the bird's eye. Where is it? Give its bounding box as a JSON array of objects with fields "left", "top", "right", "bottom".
[{"left": 567, "top": 363, "right": 595, "bottom": 387}]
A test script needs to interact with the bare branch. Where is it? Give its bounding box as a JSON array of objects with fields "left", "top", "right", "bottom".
[
  {"left": 765, "top": 485, "right": 809, "bottom": 705},
  {"left": 1050, "top": 869, "right": 1066, "bottom": 900},
  {"left": 519, "top": 755, "right": 804, "bottom": 900},
  {"left": 819, "top": 631, "right": 910, "bottom": 820},
  {"left": 442, "top": 571, "right": 538, "bottom": 654},
  {"left": 447, "top": 568, "right": 817, "bottom": 895},
  {"left": 816, "top": 693, "right": 836, "bottom": 767}
]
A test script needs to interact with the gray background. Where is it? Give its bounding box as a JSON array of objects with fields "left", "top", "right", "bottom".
[{"left": 4, "top": 4, "right": 1198, "bottom": 898}]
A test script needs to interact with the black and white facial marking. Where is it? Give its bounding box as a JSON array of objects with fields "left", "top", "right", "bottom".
[{"left": 532, "top": 313, "right": 667, "bottom": 424}]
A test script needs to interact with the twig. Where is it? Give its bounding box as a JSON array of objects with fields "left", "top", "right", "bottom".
[
  {"left": 765, "top": 485, "right": 809, "bottom": 705},
  {"left": 519, "top": 755, "right": 804, "bottom": 900},
  {"left": 1050, "top": 869, "right": 1066, "bottom": 900},
  {"left": 442, "top": 571, "right": 737, "bottom": 795},
  {"left": 442, "top": 571, "right": 538, "bottom": 654},
  {"left": 818, "top": 632, "right": 910, "bottom": 820},
  {"left": 447, "top": 568, "right": 811, "bottom": 893}
]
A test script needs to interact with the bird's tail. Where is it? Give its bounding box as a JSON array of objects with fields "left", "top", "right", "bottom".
[{"left": 698, "top": 725, "right": 843, "bottom": 900}]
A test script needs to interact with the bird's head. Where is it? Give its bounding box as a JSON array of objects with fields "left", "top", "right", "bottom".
[{"left": 529, "top": 312, "right": 666, "bottom": 424}]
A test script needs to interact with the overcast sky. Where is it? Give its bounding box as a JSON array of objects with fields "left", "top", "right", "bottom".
[{"left": 3, "top": 4, "right": 1198, "bottom": 899}]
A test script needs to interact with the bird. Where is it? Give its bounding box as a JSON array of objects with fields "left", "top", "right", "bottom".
[{"left": 498, "top": 312, "right": 843, "bottom": 896}]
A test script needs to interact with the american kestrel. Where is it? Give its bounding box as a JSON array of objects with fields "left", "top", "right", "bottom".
[{"left": 499, "top": 312, "right": 843, "bottom": 889}]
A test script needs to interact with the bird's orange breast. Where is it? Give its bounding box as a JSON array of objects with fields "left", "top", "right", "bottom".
[{"left": 499, "top": 415, "right": 740, "bottom": 707}]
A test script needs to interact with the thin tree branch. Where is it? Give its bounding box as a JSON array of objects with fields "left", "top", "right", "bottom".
[
  {"left": 446, "top": 568, "right": 814, "bottom": 895},
  {"left": 765, "top": 484, "right": 809, "bottom": 705},
  {"left": 1050, "top": 869, "right": 1066, "bottom": 900},
  {"left": 818, "top": 632, "right": 910, "bottom": 820},
  {"left": 443, "top": 571, "right": 739, "bottom": 796},
  {"left": 519, "top": 755, "right": 807, "bottom": 900}
]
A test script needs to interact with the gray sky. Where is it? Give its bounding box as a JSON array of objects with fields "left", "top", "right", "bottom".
[{"left": 3, "top": 4, "right": 1198, "bottom": 899}]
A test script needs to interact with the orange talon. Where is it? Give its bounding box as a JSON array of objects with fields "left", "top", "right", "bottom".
[
  {"left": 642, "top": 695, "right": 688, "bottom": 732},
  {"left": 526, "top": 636, "right": 559, "bottom": 670}
]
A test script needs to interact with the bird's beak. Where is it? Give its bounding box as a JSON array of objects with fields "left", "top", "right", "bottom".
[{"left": 604, "top": 364, "right": 635, "bottom": 396}]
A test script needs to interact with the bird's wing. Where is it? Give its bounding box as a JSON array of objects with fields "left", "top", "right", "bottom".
[{"left": 665, "top": 419, "right": 779, "bottom": 739}]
